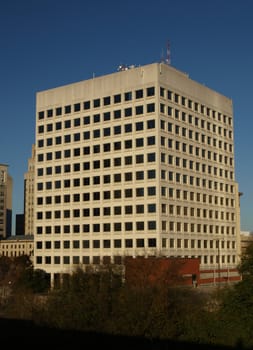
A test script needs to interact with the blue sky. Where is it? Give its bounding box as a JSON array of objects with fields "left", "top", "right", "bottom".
[{"left": 1, "top": 0, "right": 253, "bottom": 233}]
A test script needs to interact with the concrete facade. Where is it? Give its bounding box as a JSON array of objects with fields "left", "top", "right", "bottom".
[
  {"left": 34, "top": 62, "right": 241, "bottom": 284},
  {"left": 0, "top": 164, "right": 12, "bottom": 238},
  {"left": 0, "top": 235, "right": 34, "bottom": 258},
  {"left": 24, "top": 144, "right": 35, "bottom": 235}
]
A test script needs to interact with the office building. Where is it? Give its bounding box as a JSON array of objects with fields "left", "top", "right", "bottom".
[
  {"left": 34, "top": 62, "right": 241, "bottom": 285},
  {"left": 15, "top": 214, "right": 24, "bottom": 235},
  {"left": 0, "top": 234, "right": 34, "bottom": 258},
  {"left": 0, "top": 164, "right": 13, "bottom": 238},
  {"left": 24, "top": 144, "right": 35, "bottom": 235}
]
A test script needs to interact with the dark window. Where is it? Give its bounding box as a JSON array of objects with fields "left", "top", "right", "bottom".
[
  {"left": 83, "top": 101, "right": 90, "bottom": 110},
  {"left": 74, "top": 103, "right": 80, "bottom": 112},
  {"left": 147, "top": 103, "right": 155, "bottom": 113},
  {"left": 135, "top": 122, "right": 144, "bottom": 131},
  {"left": 114, "top": 94, "right": 121, "bottom": 103},
  {"left": 147, "top": 87, "right": 155, "bottom": 96},
  {"left": 124, "top": 91, "right": 132, "bottom": 101},
  {"left": 135, "top": 89, "right": 143, "bottom": 99},
  {"left": 114, "top": 110, "right": 121, "bottom": 119},
  {"left": 103, "top": 96, "right": 111, "bottom": 106},
  {"left": 65, "top": 105, "right": 71, "bottom": 114},
  {"left": 124, "top": 107, "right": 132, "bottom": 117},
  {"left": 93, "top": 99, "right": 100, "bottom": 108},
  {"left": 56, "top": 107, "right": 62, "bottom": 116},
  {"left": 135, "top": 106, "right": 143, "bottom": 115}
]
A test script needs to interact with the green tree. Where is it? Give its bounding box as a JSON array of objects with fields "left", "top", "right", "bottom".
[
  {"left": 238, "top": 241, "right": 253, "bottom": 279},
  {"left": 213, "top": 241, "right": 253, "bottom": 347}
]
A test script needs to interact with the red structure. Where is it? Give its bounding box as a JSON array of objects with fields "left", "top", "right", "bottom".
[{"left": 124, "top": 256, "right": 200, "bottom": 288}]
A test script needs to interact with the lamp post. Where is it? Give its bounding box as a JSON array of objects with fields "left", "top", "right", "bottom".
[{"left": 217, "top": 239, "right": 221, "bottom": 285}]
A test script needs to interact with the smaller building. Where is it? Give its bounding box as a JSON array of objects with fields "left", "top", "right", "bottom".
[
  {"left": 0, "top": 164, "right": 13, "bottom": 238},
  {"left": 0, "top": 235, "right": 34, "bottom": 259},
  {"left": 240, "top": 231, "right": 253, "bottom": 255},
  {"left": 124, "top": 256, "right": 200, "bottom": 288}
]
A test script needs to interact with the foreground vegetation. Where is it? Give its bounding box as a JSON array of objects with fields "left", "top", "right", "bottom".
[{"left": 1, "top": 246, "right": 253, "bottom": 348}]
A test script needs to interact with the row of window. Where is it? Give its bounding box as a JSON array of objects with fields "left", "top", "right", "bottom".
[
  {"left": 36, "top": 200, "right": 234, "bottom": 221},
  {"left": 163, "top": 154, "right": 233, "bottom": 175},
  {"left": 166, "top": 204, "right": 234, "bottom": 218},
  {"left": 35, "top": 191, "right": 235, "bottom": 210},
  {"left": 38, "top": 91, "right": 155, "bottom": 120},
  {"left": 36, "top": 255, "right": 236, "bottom": 265},
  {"left": 36, "top": 204, "right": 156, "bottom": 216},
  {"left": 37, "top": 119, "right": 232, "bottom": 156},
  {"left": 37, "top": 82, "right": 231, "bottom": 129},
  {"left": 165, "top": 173, "right": 234, "bottom": 189},
  {"left": 165, "top": 121, "right": 232, "bottom": 145},
  {"left": 36, "top": 205, "right": 234, "bottom": 222},
  {"left": 36, "top": 238, "right": 154, "bottom": 250},
  {"left": 37, "top": 139, "right": 155, "bottom": 161},
  {"left": 163, "top": 106, "right": 232, "bottom": 132},
  {"left": 36, "top": 237, "right": 236, "bottom": 250},
  {"left": 35, "top": 220, "right": 236, "bottom": 235},
  {"left": 37, "top": 125, "right": 156, "bottom": 147},
  {"left": 164, "top": 87, "right": 232, "bottom": 125},
  {"left": 38, "top": 168, "right": 155, "bottom": 182},
  {"left": 162, "top": 157, "right": 233, "bottom": 178},
  {"left": 37, "top": 168, "right": 233, "bottom": 193},
  {"left": 167, "top": 222, "right": 235, "bottom": 234},
  {"left": 38, "top": 106, "right": 232, "bottom": 154},
  {"left": 36, "top": 222, "right": 156, "bottom": 234},
  {"left": 35, "top": 253, "right": 236, "bottom": 266},
  {"left": 162, "top": 138, "right": 233, "bottom": 161},
  {"left": 165, "top": 138, "right": 233, "bottom": 156},
  {"left": 38, "top": 106, "right": 155, "bottom": 131}
]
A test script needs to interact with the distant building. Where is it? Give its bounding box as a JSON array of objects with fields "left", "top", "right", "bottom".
[
  {"left": 15, "top": 214, "right": 24, "bottom": 235},
  {"left": 0, "top": 235, "right": 33, "bottom": 258},
  {"left": 24, "top": 144, "right": 35, "bottom": 235},
  {"left": 0, "top": 145, "right": 35, "bottom": 258},
  {"left": 0, "top": 164, "right": 13, "bottom": 238},
  {"left": 33, "top": 61, "right": 241, "bottom": 286},
  {"left": 124, "top": 256, "right": 200, "bottom": 287},
  {"left": 240, "top": 231, "right": 253, "bottom": 255}
]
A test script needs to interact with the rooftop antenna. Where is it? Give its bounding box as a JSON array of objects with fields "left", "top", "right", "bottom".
[{"left": 165, "top": 40, "right": 171, "bottom": 65}]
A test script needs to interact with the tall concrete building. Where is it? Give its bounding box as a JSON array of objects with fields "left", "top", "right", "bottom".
[
  {"left": 34, "top": 62, "right": 241, "bottom": 285},
  {"left": 24, "top": 144, "right": 35, "bottom": 235},
  {"left": 0, "top": 164, "right": 13, "bottom": 238}
]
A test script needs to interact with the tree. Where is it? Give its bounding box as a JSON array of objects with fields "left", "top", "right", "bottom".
[{"left": 238, "top": 241, "right": 253, "bottom": 279}]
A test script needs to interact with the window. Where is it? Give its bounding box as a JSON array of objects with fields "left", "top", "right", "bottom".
[
  {"left": 136, "top": 138, "right": 144, "bottom": 147},
  {"left": 136, "top": 154, "right": 144, "bottom": 163},
  {"left": 93, "top": 99, "right": 100, "bottom": 108},
  {"left": 135, "top": 89, "right": 143, "bottom": 99},
  {"left": 114, "top": 110, "right": 121, "bottom": 119},
  {"left": 147, "top": 120, "right": 155, "bottom": 129},
  {"left": 103, "top": 96, "right": 111, "bottom": 106},
  {"left": 148, "top": 238, "right": 156, "bottom": 247},
  {"left": 124, "top": 107, "right": 132, "bottom": 117},
  {"left": 124, "top": 91, "right": 132, "bottom": 101},
  {"left": 147, "top": 87, "right": 155, "bottom": 96},
  {"left": 56, "top": 107, "right": 62, "bottom": 116},
  {"left": 147, "top": 103, "right": 155, "bottom": 113},
  {"left": 65, "top": 105, "right": 71, "bottom": 114},
  {"left": 136, "top": 121, "right": 143, "bottom": 131},
  {"left": 114, "top": 94, "right": 121, "bottom": 103},
  {"left": 82, "top": 101, "right": 90, "bottom": 110},
  {"left": 136, "top": 239, "right": 144, "bottom": 248},
  {"left": 135, "top": 106, "right": 143, "bottom": 115}
]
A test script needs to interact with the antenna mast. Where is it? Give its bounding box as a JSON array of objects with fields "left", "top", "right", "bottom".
[{"left": 165, "top": 40, "right": 171, "bottom": 65}]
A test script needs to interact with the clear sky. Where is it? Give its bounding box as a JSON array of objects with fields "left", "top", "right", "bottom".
[{"left": 1, "top": 0, "right": 253, "bottom": 233}]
